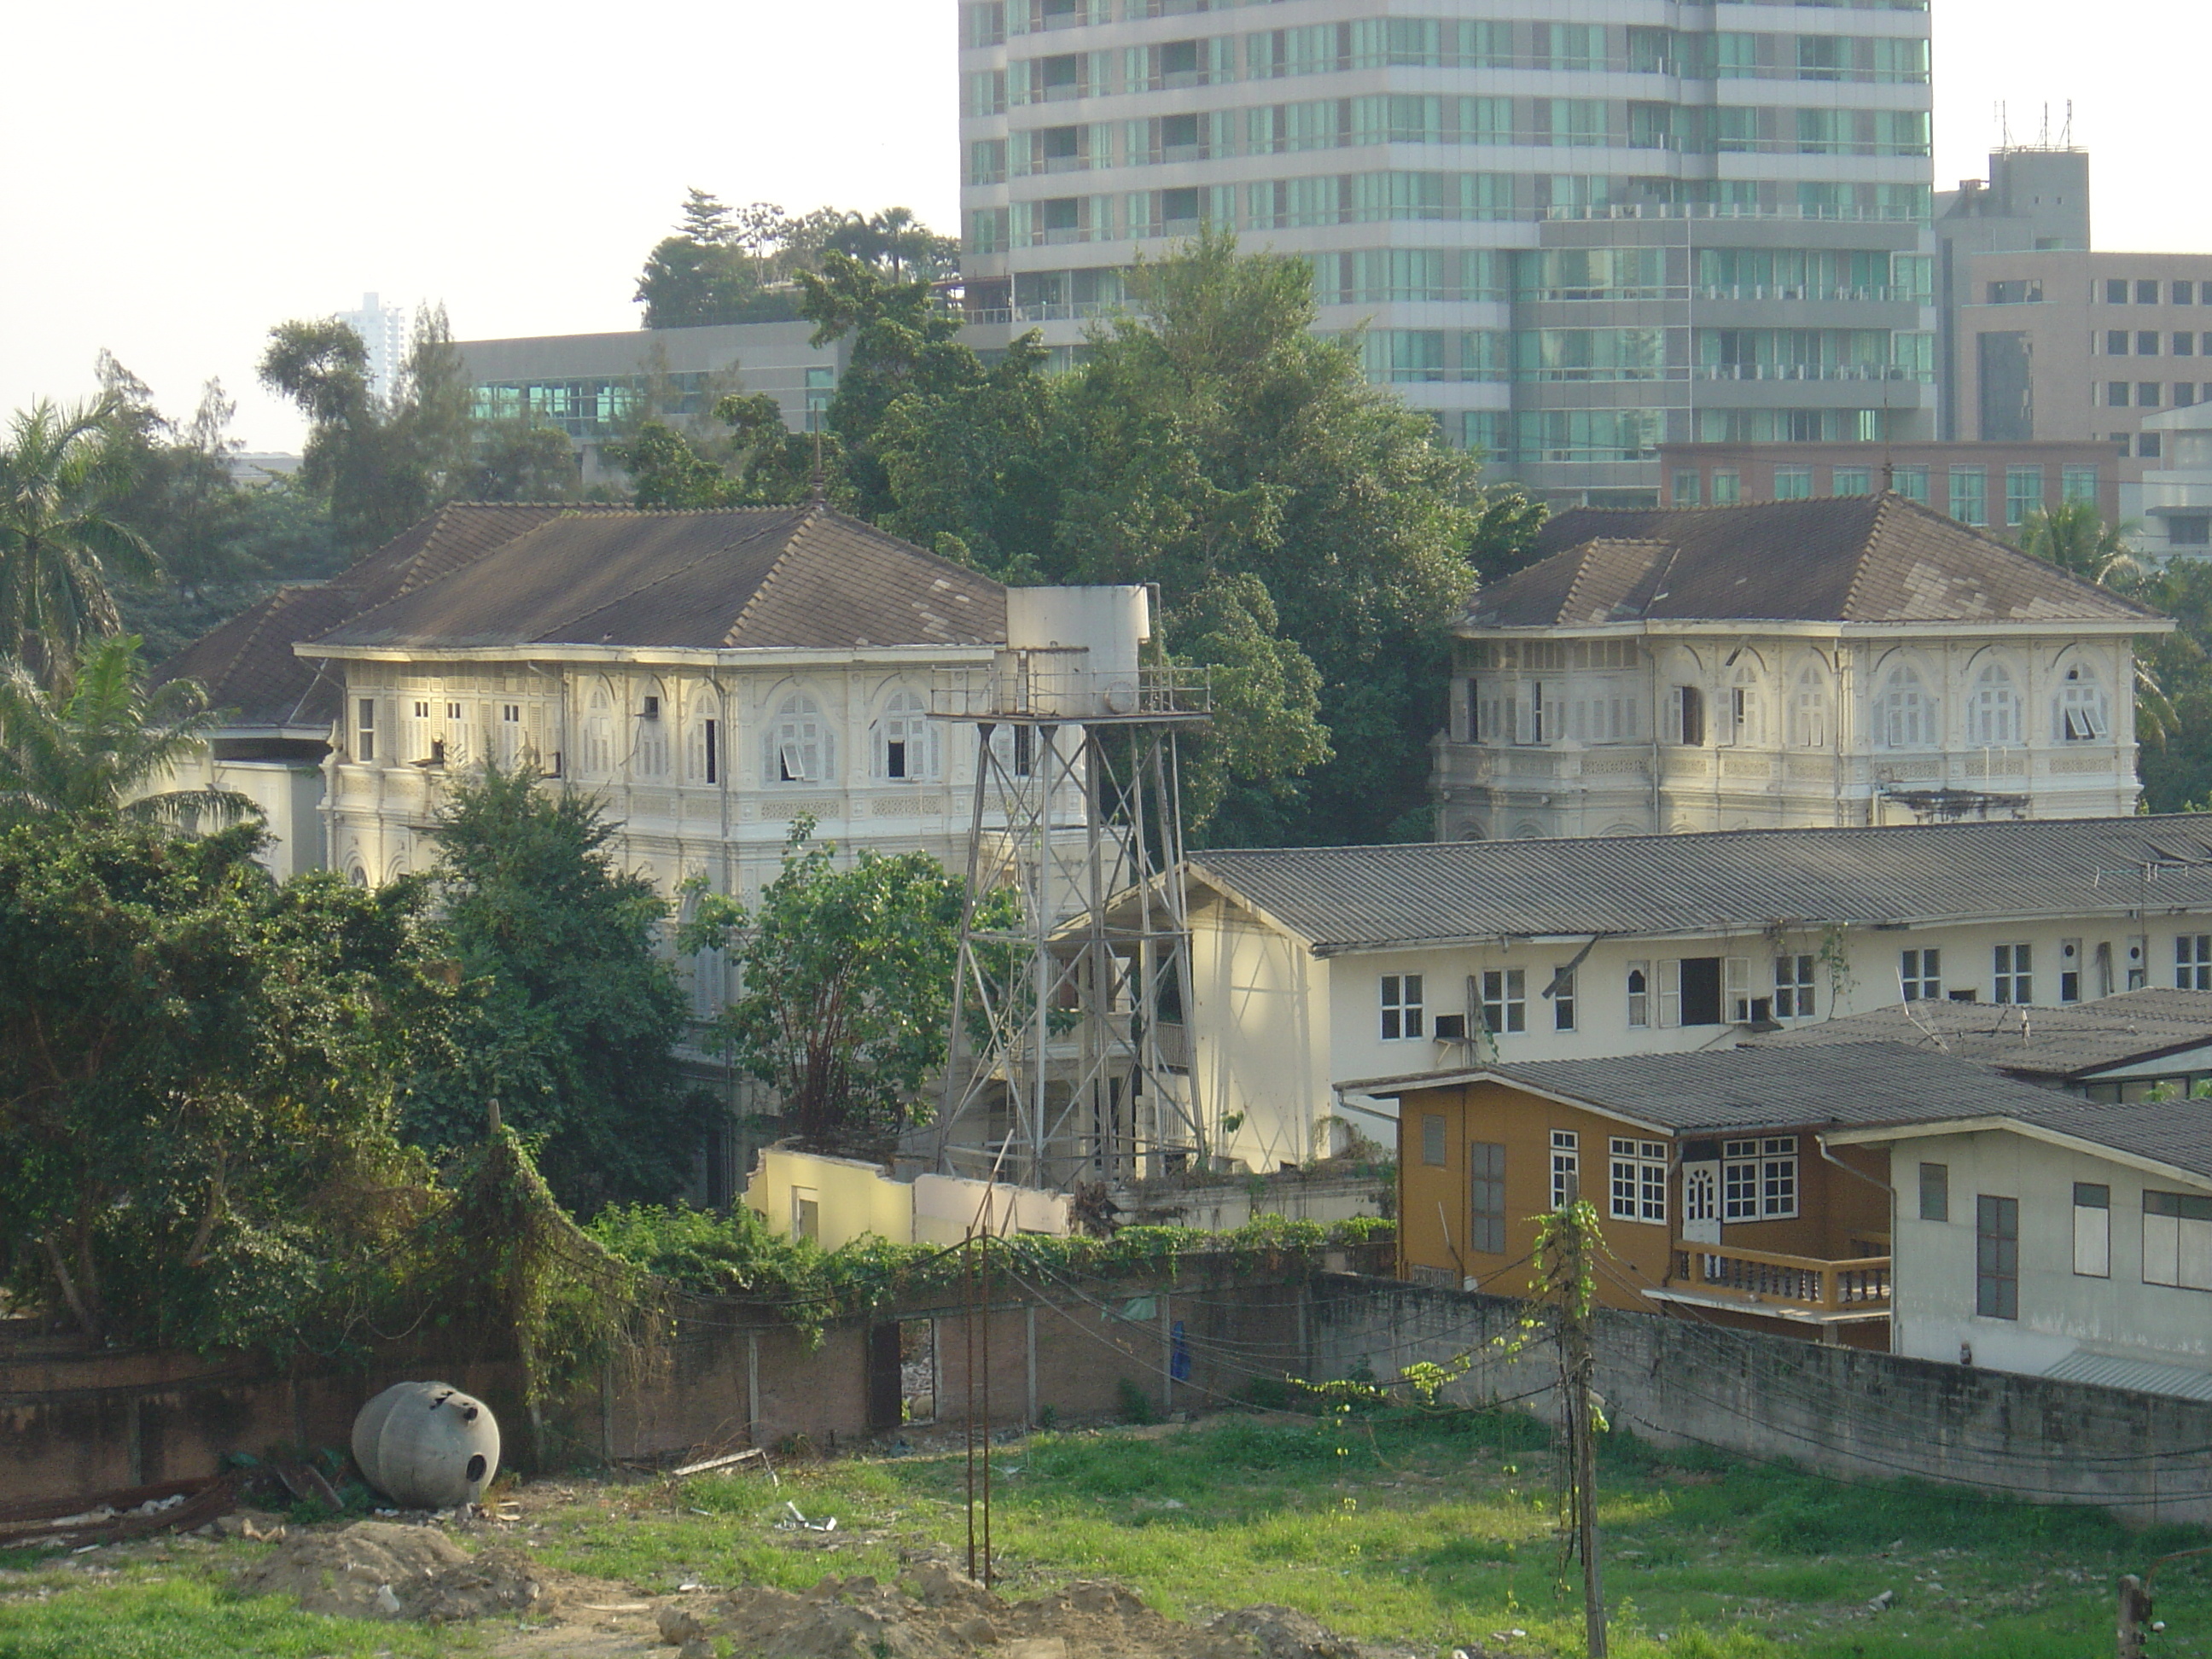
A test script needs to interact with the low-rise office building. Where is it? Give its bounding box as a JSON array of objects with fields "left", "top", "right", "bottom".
[
  {"left": 457, "top": 322, "right": 847, "bottom": 488},
  {"left": 1658, "top": 439, "right": 2120, "bottom": 528},
  {"left": 1152, "top": 813, "right": 2212, "bottom": 1173},
  {"left": 1430, "top": 494, "right": 2165, "bottom": 841},
  {"left": 2132, "top": 399, "right": 2212, "bottom": 560}
]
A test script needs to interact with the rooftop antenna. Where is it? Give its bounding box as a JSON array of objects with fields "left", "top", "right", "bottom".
[
  {"left": 2062, "top": 100, "right": 2075, "bottom": 148},
  {"left": 1998, "top": 101, "right": 2011, "bottom": 151},
  {"left": 808, "top": 428, "right": 825, "bottom": 504}
]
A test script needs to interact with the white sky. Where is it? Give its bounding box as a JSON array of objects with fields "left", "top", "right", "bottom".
[{"left": 2, "top": 0, "right": 2205, "bottom": 452}]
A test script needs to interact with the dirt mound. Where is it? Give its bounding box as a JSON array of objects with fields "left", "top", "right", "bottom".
[
  {"left": 671, "top": 1571, "right": 1404, "bottom": 1659},
  {"left": 234, "top": 1519, "right": 551, "bottom": 1623}
]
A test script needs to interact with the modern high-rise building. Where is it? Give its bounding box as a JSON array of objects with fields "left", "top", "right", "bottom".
[
  {"left": 335, "top": 292, "right": 410, "bottom": 403},
  {"left": 955, "top": 0, "right": 1939, "bottom": 505}
]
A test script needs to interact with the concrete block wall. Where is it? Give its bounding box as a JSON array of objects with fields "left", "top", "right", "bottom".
[{"left": 1311, "top": 1276, "right": 2212, "bottom": 1526}]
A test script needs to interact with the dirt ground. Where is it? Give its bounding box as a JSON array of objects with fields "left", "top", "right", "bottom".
[{"left": 228, "top": 1512, "right": 1405, "bottom": 1659}]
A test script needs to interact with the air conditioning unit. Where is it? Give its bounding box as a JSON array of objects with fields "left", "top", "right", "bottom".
[
  {"left": 1432, "top": 1014, "right": 1470, "bottom": 1042},
  {"left": 641, "top": 696, "right": 661, "bottom": 719}
]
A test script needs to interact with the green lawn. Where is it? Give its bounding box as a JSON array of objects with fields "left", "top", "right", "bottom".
[{"left": 3, "top": 1410, "right": 2206, "bottom": 1657}]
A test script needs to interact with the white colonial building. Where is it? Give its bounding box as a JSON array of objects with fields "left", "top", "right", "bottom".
[
  {"left": 1432, "top": 493, "right": 2168, "bottom": 841},
  {"left": 160, "top": 503, "right": 1022, "bottom": 939}
]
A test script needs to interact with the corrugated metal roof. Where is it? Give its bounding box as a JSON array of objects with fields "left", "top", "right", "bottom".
[
  {"left": 1189, "top": 815, "right": 2212, "bottom": 952},
  {"left": 1746, "top": 989, "right": 2212, "bottom": 1080},
  {"left": 1472, "top": 494, "right": 2163, "bottom": 629},
  {"left": 1367, "top": 1042, "right": 2085, "bottom": 1136},
  {"left": 2042, "top": 1350, "right": 2212, "bottom": 1402}
]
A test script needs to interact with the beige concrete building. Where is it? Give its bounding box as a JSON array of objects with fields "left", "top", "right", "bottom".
[{"left": 1430, "top": 494, "right": 2164, "bottom": 842}]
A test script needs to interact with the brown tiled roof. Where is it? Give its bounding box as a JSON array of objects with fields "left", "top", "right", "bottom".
[
  {"left": 158, "top": 504, "right": 1006, "bottom": 728},
  {"left": 1470, "top": 493, "right": 2164, "bottom": 629},
  {"left": 308, "top": 506, "right": 1004, "bottom": 653}
]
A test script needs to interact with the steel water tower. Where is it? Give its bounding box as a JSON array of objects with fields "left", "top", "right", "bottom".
[{"left": 930, "top": 586, "right": 1210, "bottom": 1190}]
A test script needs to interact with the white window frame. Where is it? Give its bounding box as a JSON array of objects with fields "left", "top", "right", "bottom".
[
  {"left": 1993, "top": 942, "right": 2033, "bottom": 1005},
  {"left": 1877, "top": 663, "right": 1935, "bottom": 750},
  {"left": 1656, "top": 958, "right": 1681, "bottom": 1028},
  {"left": 1773, "top": 953, "right": 1816, "bottom": 1020},
  {"left": 357, "top": 697, "right": 378, "bottom": 764},
  {"left": 1481, "top": 967, "right": 1526, "bottom": 1035},
  {"left": 876, "top": 690, "right": 940, "bottom": 782},
  {"left": 584, "top": 690, "right": 614, "bottom": 777},
  {"left": 1380, "top": 973, "right": 1424, "bottom": 1040},
  {"left": 1790, "top": 665, "right": 1827, "bottom": 748},
  {"left": 2073, "top": 1182, "right": 2110, "bottom": 1278},
  {"left": 2057, "top": 664, "right": 2110, "bottom": 742},
  {"left": 1608, "top": 1137, "right": 1668, "bottom": 1225},
  {"left": 1969, "top": 662, "right": 2020, "bottom": 747},
  {"left": 1552, "top": 967, "right": 1577, "bottom": 1032},
  {"left": 1625, "top": 960, "right": 1650, "bottom": 1028},
  {"left": 1721, "top": 1136, "right": 1797, "bottom": 1220},
  {"left": 2144, "top": 1190, "right": 2212, "bottom": 1290},
  {"left": 498, "top": 702, "right": 524, "bottom": 766},
  {"left": 1724, "top": 955, "right": 1754, "bottom": 1022},
  {"left": 1551, "top": 1130, "right": 1580, "bottom": 1210},
  {"left": 765, "top": 693, "right": 834, "bottom": 785},
  {"left": 2180, "top": 934, "right": 2212, "bottom": 991},
  {"left": 690, "top": 712, "right": 721, "bottom": 785},
  {"left": 1726, "top": 667, "right": 1763, "bottom": 747},
  {"left": 635, "top": 687, "right": 670, "bottom": 778},
  {"left": 1901, "top": 947, "right": 1941, "bottom": 1001}
]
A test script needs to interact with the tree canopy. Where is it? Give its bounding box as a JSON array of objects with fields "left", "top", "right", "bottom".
[
  {"left": 634, "top": 192, "right": 958, "bottom": 331},
  {"left": 399, "top": 762, "right": 713, "bottom": 1214},
  {"left": 0, "top": 633, "right": 251, "bottom": 828},
  {"left": 0, "top": 819, "right": 441, "bottom": 1346},
  {"left": 0, "top": 396, "right": 159, "bottom": 688},
  {"left": 679, "top": 821, "right": 977, "bottom": 1150},
  {"left": 804, "top": 230, "right": 1533, "bottom": 845}
]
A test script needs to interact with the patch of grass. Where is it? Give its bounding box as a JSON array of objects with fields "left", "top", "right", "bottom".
[{"left": 0, "top": 1574, "right": 469, "bottom": 1658}]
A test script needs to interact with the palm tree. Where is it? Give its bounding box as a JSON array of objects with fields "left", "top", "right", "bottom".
[
  {"left": 2017, "top": 499, "right": 2178, "bottom": 746},
  {"left": 0, "top": 634, "right": 253, "bottom": 827},
  {"left": 0, "top": 399, "right": 159, "bottom": 689},
  {"left": 2017, "top": 498, "right": 2144, "bottom": 591}
]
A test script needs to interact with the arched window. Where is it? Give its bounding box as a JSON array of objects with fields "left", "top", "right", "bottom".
[
  {"left": 1790, "top": 663, "right": 1828, "bottom": 748},
  {"left": 764, "top": 693, "right": 834, "bottom": 783},
  {"left": 1877, "top": 663, "right": 1936, "bottom": 749},
  {"left": 2056, "top": 662, "right": 2110, "bottom": 742},
  {"left": 635, "top": 682, "right": 671, "bottom": 777},
  {"left": 584, "top": 688, "right": 615, "bottom": 777},
  {"left": 876, "top": 690, "right": 939, "bottom": 781},
  {"left": 1969, "top": 662, "right": 2020, "bottom": 746},
  {"left": 689, "top": 692, "right": 722, "bottom": 785},
  {"left": 1727, "top": 663, "right": 1764, "bottom": 746}
]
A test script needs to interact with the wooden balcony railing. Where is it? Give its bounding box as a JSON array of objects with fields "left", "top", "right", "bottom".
[{"left": 1669, "top": 1241, "right": 1890, "bottom": 1314}]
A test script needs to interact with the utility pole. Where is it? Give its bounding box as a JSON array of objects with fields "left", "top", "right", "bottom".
[
  {"left": 1545, "top": 1200, "right": 1609, "bottom": 1659},
  {"left": 2118, "top": 1573, "right": 2153, "bottom": 1659}
]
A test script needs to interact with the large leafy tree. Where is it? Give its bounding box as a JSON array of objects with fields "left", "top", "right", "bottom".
[
  {"left": 634, "top": 193, "right": 959, "bottom": 331},
  {"left": 0, "top": 633, "right": 252, "bottom": 827},
  {"left": 810, "top": 230, "right": 1516, "bottom": 845},
  {"left": 259, "top": 305, "right": 474, "bottom": 549},
  {"left": 0, "top": 397, "right": 158, "bottom": 687},
  {"left": 0, "top": 821, "right": 439, "bottom": 1346},
  {"left": 679, "top": 821, "right": 973, "bottom": 1150},
  {"left": 615, "top": 394, "right": 821, "bottom": 509},
  {"left": 401, "top": 761, "right": 712, "bottom": 1214}
]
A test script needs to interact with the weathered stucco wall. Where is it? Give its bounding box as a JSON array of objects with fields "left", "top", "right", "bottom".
[{"left": 1312, "top": 1274, "right": 2212, "bottom": 1525}]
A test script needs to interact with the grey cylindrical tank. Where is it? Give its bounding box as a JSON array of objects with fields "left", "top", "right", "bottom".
[{"left": 351, "top": 1381, "right": 501, "bottom": 1508}]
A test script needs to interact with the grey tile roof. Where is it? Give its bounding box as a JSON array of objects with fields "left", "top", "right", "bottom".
[
  {"left": 158, "top": 504, "right": 1006, "bottom": 727},
  {"left": 1744, "top": 989, "right": 2212, "bottom": 1081},
  {"left": 1860, "top": 1093, "right": 2212, "bottom": 1186},
  {"left": 1355, "top": 1041, "right": 2084, "bottom": 1137},
  {"left": 155, "top": 504, "right": 631, "bottom": 725},
  {"left": 1188, "top": 815, "right": 2212, "bottom": 953},
  {"left": 1472, "top": 494, "right": 2164, "bottom": 629},
  {"left": 308, "top": 505, "right": 1003, "bottom": 653}
]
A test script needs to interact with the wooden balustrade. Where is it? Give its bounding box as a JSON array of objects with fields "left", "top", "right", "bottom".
[{"left": 1670, "top": 1241, "right": 1890, "bottom": 1313}]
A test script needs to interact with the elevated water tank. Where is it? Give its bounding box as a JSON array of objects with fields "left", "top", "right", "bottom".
[
  {"left": 998, "top": 586, "right": 1150, "bottom": 717},
  {"left": 352, "top": 1381, "right": 501, "bottom": 1509}
]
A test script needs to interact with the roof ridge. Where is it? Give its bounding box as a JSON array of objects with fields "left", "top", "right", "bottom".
[
  {"left": 1834, "top": 492, "right": 1891, "bottom": 620},
  {"left": 723, "top": 508, "right": 828, "bottom": 647}
]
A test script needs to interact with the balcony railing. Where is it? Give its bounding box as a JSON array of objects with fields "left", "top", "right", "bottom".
[{"left": 1669, "top": 1241, "right": 1890, "bottom": 1313}]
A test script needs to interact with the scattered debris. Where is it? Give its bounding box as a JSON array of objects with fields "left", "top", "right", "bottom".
[
  {"left": 0, "top": 1475, "right": 236, "bottom": 1551},
  {"left": 777, "top": 1501, "right": 837, "bottom": 1533},
  {"left": 1868, "top": 1589, "right": 1896, "bottom": 1612}
]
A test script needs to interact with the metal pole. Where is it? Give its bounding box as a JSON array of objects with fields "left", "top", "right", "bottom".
[{"left": 963, "top": 1229, "right": 977, "bottom": 1580}]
